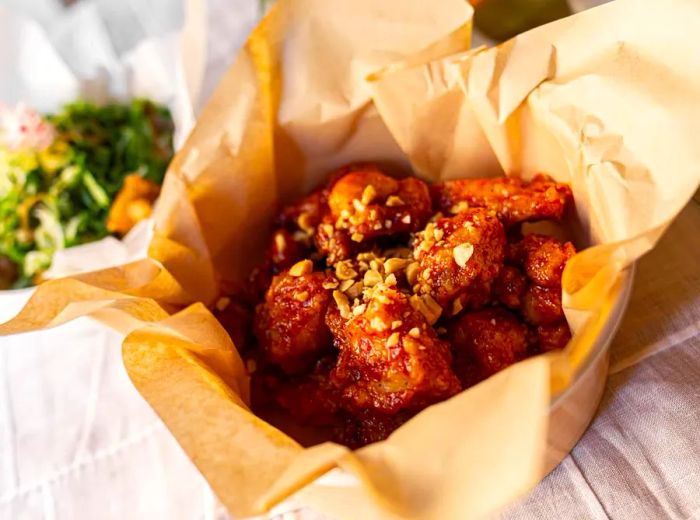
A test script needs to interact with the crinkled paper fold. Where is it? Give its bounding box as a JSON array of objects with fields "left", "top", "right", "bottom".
[{"left": 3, "top": 0, "right": 700, "bottom": 518}]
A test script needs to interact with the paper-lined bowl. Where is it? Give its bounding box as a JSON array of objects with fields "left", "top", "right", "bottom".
[{"left": 1, "top": 0, "right": 699, "bottom": 518}]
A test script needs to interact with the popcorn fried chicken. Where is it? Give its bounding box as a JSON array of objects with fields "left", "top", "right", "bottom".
[
  {"left": 494, "top": 265, "right": 528, "bottom": 310},
  {"left": 254, "top": 266, "right": 334, "bottom": 373},
  {"left": 522, "top": 284, "right": 565, "bottom": 325},
  {"left": 106, "top": 174, "right": 161, "bottom": 235},
  {"left": 335, "top": 410, "right": 411, "bottom": 449},
  {"left": 509, "top": 234, "right": 576, "bottom": 287},
  {"left": 328, "top": 287, "right": 460, "bottom": 414},
  {"left": 413, "top": 209, "right": 506, "bottom": 312},
  {"left": 432, "top": 174, "right": 573, "bottom": 227},
  {"left": 449, "top": 307, "right": 531, "bottom": 386},
  {"left": 317, "top": 165, "right": 432, "bottom": 262},
  {"left": 535, "top": 321, "right": 572, "bottom": 353}
]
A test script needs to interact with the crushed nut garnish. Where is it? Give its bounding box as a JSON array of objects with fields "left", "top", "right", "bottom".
[
  {"left": 322, "top": 223, "right": 334, "bottom": 236},
  {"left": 385, "top": 220, "right": 392, "bottom": 228},
  {"left": 401, "top": 214, "right": 411, "bottom": 224},
  {"left": 351, "top": 232, "right": 365, "bottom": 242},
  {"left": 215, "top": 297, "right": 231, "bottom": 312},
  {"left": 453, "top": 242, "right": 474, "bottom": 268},
  {"left": 386, "top": 195, "right": 405, "bottom": 207},
  {"left": 410, "top": 294, "right": 442, "bottom": 324},
  {"left": 339, "top": 279, "right": 355, "bottom": 292},
  {"left": 408, "top": 327, "right": 421, "bottom": 338},
  {"left": 384, "top": 257, "right": 409, "bottom": 274},
  {"left": 361, "top": 184, "right": 377, "bottom": 205},
  {"left": 406, "top": 262, "right": 420, "bottom": 285},
  {"left": 336, "top": 261, "right": 358, "bottom": 280},
  {"left": 353, "top": 304, "right": 367, "bottom": 316},
  {"left": 246, "top": 359, "right": 257, "bottom": 374},
  {"left": 298, "top": 213, "right": 316, "bottom": 234},
  {"left": 371, "top": 316, "right": 388, "bottom": 332},
  {"left": 289, "top": 259, "right": 313, "bottom": 277},
  {"left": 352, "top": 199, "right": 366, "bottom": 212},
  {"left": 292, "top": 230, "right": 308, "bottom": 242},
  {"left": 386, "top": 332, "right": 401, "bottom": 348},
  {"left": 384, "top": 273, "right": 398, "bottom": 286},
  {"left": 322, "top": 279, "right": 339, "bottom": 290},
  {"left": 346, "top": 281, "right": 364, "bottom": 299},
  {"left": 363, "top": 269, "right": 383, "bottom": 287},
  {"left": 333, "top": 290, "right": 351, "bottom": 319},
  {"left": 391, "top": 320, "right": 403, "bottom": 330},
  {"left": 274, "top": 233, "right": 287, "bottom": 252},
  {"left": 449, "top": 201, "right": 470, "bottom": 214},
  {"left": 451, "top": 298, "right": 463, "bottom": 316},
  {"left": 432, "top": 228, "right": 444, "bottom": 241},
  {"left": 294, "top": 291, "right": 309, "bottom": 302}
]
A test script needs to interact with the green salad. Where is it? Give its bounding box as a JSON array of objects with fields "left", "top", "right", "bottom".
[{"left": 0, "top": 99, "right": 174, "bottom": 289}]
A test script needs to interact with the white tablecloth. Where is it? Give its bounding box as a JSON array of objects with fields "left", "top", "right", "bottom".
[{"left": 2, "top": 1, "right": 700, "bottom": 519}]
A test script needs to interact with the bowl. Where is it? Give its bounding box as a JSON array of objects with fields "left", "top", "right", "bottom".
[{"left": 543, "top": 264, "right": 635, "bottom": 474}]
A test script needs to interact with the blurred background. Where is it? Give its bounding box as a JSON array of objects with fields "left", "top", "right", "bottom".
[{"left": 1, "top": 0, "right": 610, "bottom": 108}]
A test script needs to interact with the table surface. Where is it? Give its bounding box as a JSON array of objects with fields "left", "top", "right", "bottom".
[{"left": 2, "top": 1, "right": 699, "bottom": 519}]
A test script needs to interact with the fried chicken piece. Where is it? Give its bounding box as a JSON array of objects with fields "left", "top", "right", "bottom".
[
  {"left": 509, "top": 234, "right": 576, "bottom": 287},
  {"left": 257, "top": 359, "right": 342, "bottom": 427},
  {"left": 267, "top": 228, "right": 307, "bottom": 270},
  {"left": 431, "top": 174, "right": 573, "bottom": 227},
  {"left": 316, "top": 166, "right": 432, "bottom": 262},
  {"left": 328, "top": 287, "right": 461, "bottom": 415},
  {"left": 413, "top": 208, "right": 506, "bottom": 312},
  {"left": 522, "top": 284, "right": 565, "bottom": 325},
  {"left": 494, "top": 265, "right": 528, "bottom": 310},
  {"left": 275, "top": 187, "right": 328, "bottom": 233},
  {"left": 254, "top": 266, "right": 334, "bottom": 373},
  {"left": 213, "top": 297, "right": 253, "bottom": 354},
  {"left": 106, "top": 174, "right": 161, "bottom": 235},
  {"left": 314, "top": 215, "right": 355, "bottom": 265},
  {"left": 246, "top": 228, "right": 310, "bottom": 302},
  {"left": 449, "top": 307, "right": 531, "bottom": 386},
  {"left": 335, "top": 410, "right": 411, "bottom": 448},
  {"left": 536, "top": 321, "right": 572, "bottom": 353}
]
